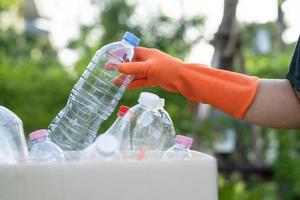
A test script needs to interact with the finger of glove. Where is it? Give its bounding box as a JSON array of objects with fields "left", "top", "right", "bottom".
[
  {"left": 113, "top": 73, "right": 148, "bottom": 86},
  {"left": 118, "top": 61, "right": 149, "bottom": 76},
  {"left": 134, "top": 47, "right": 156, "bottom": 61}
]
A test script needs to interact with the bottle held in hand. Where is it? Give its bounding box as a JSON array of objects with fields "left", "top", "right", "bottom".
[{"left": 48, "top": 32, "right": 140, "bottom": 151}]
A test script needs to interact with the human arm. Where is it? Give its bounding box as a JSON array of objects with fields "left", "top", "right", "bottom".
[
  {"left": 246, "top": 36, "right": 300, "bottom": 128},
  {"left": 118, "top": 47, "right": 300, "bottom": 128},
  {"left": 244, "top": 79, "right": 300, "bottom": 128}
]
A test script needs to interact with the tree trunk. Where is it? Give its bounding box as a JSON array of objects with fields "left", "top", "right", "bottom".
[
  {"left": 250, "top": 125, "right": 264, "bottom": 167},
  {"left": 211, "top": 0, "right": 239, "bottom": 70},
  {"left": 276, "top": 0, "right": 286, "bottom": 51}
]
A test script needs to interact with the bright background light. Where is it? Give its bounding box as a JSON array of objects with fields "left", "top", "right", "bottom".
[{"left": 38, "top": 0, "right": 300, "bottom": 66}]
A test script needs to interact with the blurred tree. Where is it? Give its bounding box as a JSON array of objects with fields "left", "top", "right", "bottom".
[
  {"left": 211, "top": 0, "right": 239, "bottom": 70},
  {"left": 206, "top": 0, "right": 300, "bottom": 199},
  {"left": 0, "top": 0, "right": 21, "bottom": 10},
  {"left": 0, "top": 64, "right": 74, "bottom": 133},
  {"left": 218, "top": 173, "right": 277, "bottom": 200},
  {"left": 276, "top": 0, "right": 286, "bottom": 51},
  {"left": 0, "top": 27, "right": 60, "bottom": 68},
  {"left": 0, "top": 1, "right": 75, "bottom": 134},
  {"left": 274, "top": 129, "right": 300, "bottom": 200}
]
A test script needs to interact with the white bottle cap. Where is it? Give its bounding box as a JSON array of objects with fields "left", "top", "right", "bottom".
[
  {"left": 138, "top": 92, "right": 160, "bottom": 109},
  {"left": 95, "top": 134, "right": 119, "bottom": 156}
]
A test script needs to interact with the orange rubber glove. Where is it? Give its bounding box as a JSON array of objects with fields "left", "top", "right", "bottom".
[{"left": 118, "top": 47, "right": 259, "bottom": 119}]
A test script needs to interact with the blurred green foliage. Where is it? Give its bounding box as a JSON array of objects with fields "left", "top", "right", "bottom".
[
  {"left": 0, "top": 63, "right": 74, "bottom": 131},
  {"left": 218, "top": 174, "right": 277, "bottom": 200},
  {"left": 0, "top": 0, "right": 300, "bottom": 199},
  {"left": 0, "top": 0, "right": 21, "bottom": 10},
  {"left": 0, "top": 9, "right": 75, "bottom": 133}
]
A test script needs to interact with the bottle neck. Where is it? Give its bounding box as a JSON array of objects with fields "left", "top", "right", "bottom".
[
  {"left": 121, "top": 39, "right": 135, "bottom": 47},
  {"left": 174, "top": 142, "right": 190, "bottom": 150},
  {"left": 31, "top": 137, "right": 47, "bottom": 145},
  {"left": 119, "top": 112, "right": 131, "bottom": 122},
  {"left": 117, "top": 113, "right": 125, "bottom": 118},
  {"left": 139, "top": 103, "right": 157, "bottom": 111}
]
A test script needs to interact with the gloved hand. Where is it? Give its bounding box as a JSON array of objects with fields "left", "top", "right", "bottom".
[{"left": 118, "top": 47, "right": 259, "bottom": 119}]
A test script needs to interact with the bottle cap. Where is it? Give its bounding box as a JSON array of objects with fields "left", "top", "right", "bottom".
[
  {"left": 95, "top": 135, "right": 119, "bottom": 155},
  {"left": 123, "top": 32, "right": 140, "bottom": 47},
  {"left": 29, "top": 129, "right": 48, "bottom": 141},
  {"left": 175, "top": 135, "right": 193, "bottom": 147},
  {"left": 138, "top": 92, "right": 160, "bottom": 109},
  {"left": 118, "top": 105, "right": 130, "bottom": 117}
]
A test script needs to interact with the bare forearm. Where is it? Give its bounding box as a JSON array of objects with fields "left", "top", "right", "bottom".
[{"left": 244, "top": 79, "right": 300, "bottom": 128}]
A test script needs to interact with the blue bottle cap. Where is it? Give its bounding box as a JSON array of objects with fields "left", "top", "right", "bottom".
[{"left": 123, "top": 32, "right": 140, "bottom": 47}]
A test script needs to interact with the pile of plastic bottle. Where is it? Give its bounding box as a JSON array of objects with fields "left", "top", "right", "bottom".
[{"left": 0, "top": 32, "right": 194, "bottom": 165}]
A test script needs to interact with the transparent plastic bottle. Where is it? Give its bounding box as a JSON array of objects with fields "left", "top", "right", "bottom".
[
  {"left": 157, "top": 98, "right": 176, "bottom": 150},
  {"left": 81, "top": 134, "right": 120, "bottom": 161},
  {"left": 161, "top": 135, "right": 193, "bottom": 160},
  {"left": 48, "top": 32, "right": 140, "bottom": 151},
  {"left": 102, "top": 105, "right": 131, "bottom": 150},
  {"left": 0, "top": 106, "right": 28, "bottom": 162},
  {"left": 0, "top": 151, "right": 11, "bottom": 164},
  {"left": 0, "top": 127, "right": 16, "bottom": 164},
  {"left": 29, "top": 129, "right": 65, "bottom": 163},
  {"left": 131, "top": 92, "right": 164, "bottom": 151}
]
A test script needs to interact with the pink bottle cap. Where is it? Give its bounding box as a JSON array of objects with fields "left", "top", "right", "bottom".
[
  {"left": 118, "top": 105, "right": 130, "bottom": 117},
  {"left": 29, "top": 129, "right": 48, "bottom": 141},
  {"left": 175, "top": 135, "right": 193, "bottom": 147}
]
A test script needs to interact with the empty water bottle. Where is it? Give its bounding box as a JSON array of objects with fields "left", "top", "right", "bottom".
[
  {"left": 102, "top": 105, "right": 131, "bottom": 150},
  {"left": 161, "top": 135, "right": 193, "bottom": 160},
  {"left": 131, "top": 92, "right": 164, "bottom": 151},
  {"left": 0, "top": 106, "right": 28, "bottom": 162},
  {"left": 0, "top": 150, "right": 11, "bottom": 164},
  {"left": 0, "top": 127, "right": 16, "bottom": 164},
  {"left": 157, "top": 98, "right": 175, "bottom": 150},
  {"left": 48, "top": 32, "right": 140, "bottom": 151},
  {"left": 81, "top": 134, "right": 120, "bottom": 161},
  {"left": 29, "top": 129, "right": 65, "bottom": 163}
]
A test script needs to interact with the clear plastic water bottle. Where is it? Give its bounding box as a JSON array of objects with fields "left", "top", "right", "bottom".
[
  {"left": 0, "top": 127, "right": 16, "bottom": 164},
  {"left": 157, "top": 98, "right": 175, "bottom": 150},
  {"left": 0, "top": 106, "right": 28, "bottom": 162},
  {"left": 48, "top": 32, "right": 140, "bottom": 151},
  {"left": 29, "top": 129, "right": 65, "bottom": 163},
  {"left": 81, "top": 134, "right": 120, "bottom": 161},
  {"left": 0, "top": 151, "right": 11, "bottom": 164},
  {"left": 102, "top": 105, "right": 131, "bottom": 150},
  {"left": 161, "top": 135, "right": 193, "bottom": 160},
  {"left": 131, "top": 92, "right": 164, "bottom": 151}
]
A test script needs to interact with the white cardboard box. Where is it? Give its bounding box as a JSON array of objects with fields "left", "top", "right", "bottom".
[{"left": 0, "top": 151, "right": 218, "bottom": 200}]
